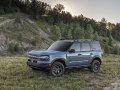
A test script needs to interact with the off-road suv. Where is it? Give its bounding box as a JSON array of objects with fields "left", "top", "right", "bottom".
[{"left": 27, "top": 39, "right": 103, "bottom": 76}]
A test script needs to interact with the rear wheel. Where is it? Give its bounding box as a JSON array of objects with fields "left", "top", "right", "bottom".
[
  {"left": 89, "top": 60, "right": 101, "bottom": 73},
  {"left": 50, "top": 61, "right": 65, "bottom": 76}
]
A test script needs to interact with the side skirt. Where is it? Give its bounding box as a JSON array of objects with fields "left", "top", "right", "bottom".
[{"left": 65, "top": 64, "right": 91, "bottom": 69}]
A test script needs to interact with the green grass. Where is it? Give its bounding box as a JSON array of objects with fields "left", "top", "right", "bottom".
[{"left": 0, "top": 55, "right": 120, "bottom": 90}]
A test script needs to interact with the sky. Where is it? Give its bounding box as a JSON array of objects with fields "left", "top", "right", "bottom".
[{"left": 39, "top": 0, "right": 120, "bottom": 24}]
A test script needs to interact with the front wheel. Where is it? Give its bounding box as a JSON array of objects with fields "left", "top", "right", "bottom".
[
  {"left": 89, "top": 60, "right": 101, "bottom": 73},
  {"left": 50, "top": 61, "right": 65, "bottom": 76}
]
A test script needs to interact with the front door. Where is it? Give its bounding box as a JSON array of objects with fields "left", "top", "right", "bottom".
[{"left": 67, "top": 42, "right": 82, "bottom": 67}]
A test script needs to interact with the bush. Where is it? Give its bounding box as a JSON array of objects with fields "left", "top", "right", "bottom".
[
  {"left": 112, "top": 45, "right": 120, "bottom": 55},
  {"left": 0, "top": 8, "right": 5, "bottom": 14},
  {"left": 17, "top": 33, "right": 23, "bottom": 42},
  {"left": 30, "top": 36, "right": 42, "bottom": 46},
  {"left": 15, "top": 16, "right": 21, "bottom": 23},
  {"left": 8, "top": 43, "right": 21, "bottom": 53}
]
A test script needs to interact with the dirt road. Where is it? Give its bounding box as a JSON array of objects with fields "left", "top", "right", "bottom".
[
  {"left": 0, "top": 19, "right": 14, "bottom": 27},
  {"left": 104, "top": 80, "right": 120, "bottom": 90}
]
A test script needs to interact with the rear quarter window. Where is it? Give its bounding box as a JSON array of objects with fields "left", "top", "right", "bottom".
[{"left": 91, "top": 41, "right": 101, "bottom": 50}]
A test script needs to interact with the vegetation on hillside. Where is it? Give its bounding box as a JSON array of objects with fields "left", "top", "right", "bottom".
[
  {"left": 0, "top": 13, "right": 52, "bottom": 54},
  {"left": 0, "top": 55, "right": 120, "bottom": 90},
  {"left": 0, "top": 0, "right": 120, "bottom": 54}
]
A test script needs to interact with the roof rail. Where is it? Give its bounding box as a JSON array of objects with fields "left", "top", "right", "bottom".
[
  {"left": 74, "top": 39, "right": 95, "bottom": 42},
  {"left": 74, "top": 39, "right": 79, "bottom": 42},
  {"left": 59, "top": 38, "right": 65, "bottom": 40}
]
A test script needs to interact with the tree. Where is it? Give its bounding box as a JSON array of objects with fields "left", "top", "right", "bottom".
[
  {"left": 107, "top": 22, "right": 115, "bottom": 32},
  {"left": 113, "top": 45, "right": 120, "bottom": 55},
  {"left": 85, "top": 24, "right": 94, "bottom": 39},
  {"left": 108, "top": 34, "right": 113, "bottom": 47},
  {"left": 53, "top": 4, "right": 64, "bottom": 13},
  {"left": 67, "top": 24, "right": 73, "bottom": 39},
  {"left": 30, "top": 0, "right": 39, "bottom": 19},
  {"left": 72, "top": 23, "right": 84, "bottom": 39},
  {"left": 25, "top": 0, "right": 30, "bottom": 13},
  {"left": 101, "top": 18, "right": 107, "bottom": 23},
  {"left": 112, "top": 23, "right": 120, "bottom": 41},
  {"left": 94, "top": 31, "right": 99, "bottom": 40},
  {"left": 52, "top": 25, "right": 61, "bottom": 40}
]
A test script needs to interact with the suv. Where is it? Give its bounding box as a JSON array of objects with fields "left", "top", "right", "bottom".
[{"left": 27, "top": 40, "right": 103, "bottom": 76}]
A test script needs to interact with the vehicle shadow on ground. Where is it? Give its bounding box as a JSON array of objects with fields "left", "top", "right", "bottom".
[{"left": 30, "top": 67, "right": 91, "bottom": 77}]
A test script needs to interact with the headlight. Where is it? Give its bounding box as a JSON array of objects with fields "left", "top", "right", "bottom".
[{"left": 39, "top": 56, "right": 49, "bottom": 60}]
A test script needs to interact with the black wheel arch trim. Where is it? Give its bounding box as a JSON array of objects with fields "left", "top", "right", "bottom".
[
  {"left": 51, "top": 58, "right": 67, "bottom": 67},
  {"left": 91, "top": 56, "right": 102, "bottom": 64}
]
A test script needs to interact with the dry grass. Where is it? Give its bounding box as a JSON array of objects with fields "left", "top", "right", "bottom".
[{"left": 0, "top": 55, "right": 120, "bottom": 90}]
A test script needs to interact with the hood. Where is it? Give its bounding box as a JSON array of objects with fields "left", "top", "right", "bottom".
[{"left": 28, "top": 50, "right": 65, "bottom": 56}]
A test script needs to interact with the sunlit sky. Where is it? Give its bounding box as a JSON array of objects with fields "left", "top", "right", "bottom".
[{"left": 39, "top": 0, "right": 120, "bottom": 23}]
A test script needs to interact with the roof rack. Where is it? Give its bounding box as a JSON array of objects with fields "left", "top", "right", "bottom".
[
  {"left": 59, "top": 38, "right": 65, "bottom": 40},
  {"left": 74, "top": 39, "right": 95, "bottom": 42}
]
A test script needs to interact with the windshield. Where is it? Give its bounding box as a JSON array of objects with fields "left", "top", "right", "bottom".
[{"left": 48, "top": 41, "right": 73, "bottom": 51}]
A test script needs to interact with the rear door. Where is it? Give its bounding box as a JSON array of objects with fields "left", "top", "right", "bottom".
[{"left": 78, "top": 42, "right": 92, "bottom": 65}]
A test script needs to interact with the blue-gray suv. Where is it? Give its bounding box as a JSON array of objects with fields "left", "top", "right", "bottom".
[{"left": 27, "top": 40, "right": 103, "bottom": 76}]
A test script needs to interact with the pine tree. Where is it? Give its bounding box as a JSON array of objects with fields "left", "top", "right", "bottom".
[
  {"left": 30, "top": 0, "right": 38, "bottom": 19},
  {"left": 52, "top": 25, "right": 61, "bottom": 40},
  {"left": 108, "top": 34, "right": 113, "bottom": 46},
  {"left": 25, "top": 0, "right": 30, "bottom": 13},
  {"left": 94, "top": 31, "right": 99, "bottom": 40},
  {"left": 72, "top": 23, "right": 84, "bottom": 39},
  {"left": 85, "top": 24, "right": 94, "bottom": 39}
]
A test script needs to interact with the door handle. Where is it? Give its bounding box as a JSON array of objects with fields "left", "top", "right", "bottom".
[
  {"left": 90, "top": 53, "right": 93, "bottom": 55},
  {"left": 78, "top": 54, "right": 82, "bottom": 56}
]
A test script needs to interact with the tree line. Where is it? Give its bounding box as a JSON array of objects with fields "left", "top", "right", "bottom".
[{"left": 0, "top": 0, "right": 120, "bottom": 54}]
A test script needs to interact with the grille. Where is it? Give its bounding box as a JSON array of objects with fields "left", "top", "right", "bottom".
[{"left": 29, "top": 55, "right": 40, "bottom": 59}]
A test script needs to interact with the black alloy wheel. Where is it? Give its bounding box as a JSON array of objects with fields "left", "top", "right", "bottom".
[
  {"left": 50, "top": 61, "right": 65, "bottom": 76},
  {"left": 89, "top": 60, "right": 101, "bottom": 73}
]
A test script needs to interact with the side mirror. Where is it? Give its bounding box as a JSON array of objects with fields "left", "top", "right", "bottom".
[{"left": 68, "top": 49, "right": 75, "bottom": 53}]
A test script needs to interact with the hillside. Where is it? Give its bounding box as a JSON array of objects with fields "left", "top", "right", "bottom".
[
  {"left": 0, "top": 13, "right": 120, "bottom": 55},
  {"left": 0, "top": 13, "right": 53, "bottom": 54},
  {"left": 1, "top": 0, "right": 120, "bottom": 55}
]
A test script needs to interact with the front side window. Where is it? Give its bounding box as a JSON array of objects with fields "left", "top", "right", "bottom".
[
  {"left": 69, "top": 43, "right": 80, "bottom": 51},
  {"left": 48, "top": 41, "right": 72, "bottom": 51},
  {"left": 81, "top": 42, "right": 91, "bottom": 51}
]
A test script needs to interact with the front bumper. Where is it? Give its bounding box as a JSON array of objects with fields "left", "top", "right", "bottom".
[{"left": 27, "top": 59, "right": 51, "bottom": 69}]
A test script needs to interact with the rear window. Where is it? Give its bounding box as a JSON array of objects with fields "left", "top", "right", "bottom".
[{"left": 91, "top": 41, "right": 101, "bottom": 50}]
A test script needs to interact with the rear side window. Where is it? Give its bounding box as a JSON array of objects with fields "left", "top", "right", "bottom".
[
  {"left": 91, "top": 41, "right": 101, "bottom": 50},
  {"left": 69, "top": 43, "right": 80, "bottom": 51},
  {"left": 81, "top": 42, "right": 91, "bottom": 51}
]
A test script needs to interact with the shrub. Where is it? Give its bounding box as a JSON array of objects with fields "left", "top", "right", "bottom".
[
  {"left": 15, "top": 16, "right": 21, "bottom": 23},
  {"left": 8, "top": 43, "right": 21, "bottom": 53},
  {"left": 0, "top": 8, "right": 5, "bottom": 14},
  {"left": 113, "top": 45, "right": 120, "bottom": 55},
  {"left": 17, "top": 33, "right": 23, "bottom": 42},
  {"left": 30, "top": 36, "right": 42, "bottom": 46}
]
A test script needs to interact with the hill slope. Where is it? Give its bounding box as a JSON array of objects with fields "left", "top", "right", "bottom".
[{"left": 0, "top": 13, "right": 53, "bottom": 54}]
